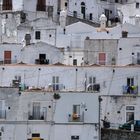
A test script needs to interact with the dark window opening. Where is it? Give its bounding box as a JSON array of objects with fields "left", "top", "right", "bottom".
[
  {"left": 37, "top": 0, "right": 46, "bottom": 11},
  {"left": 81, "top": 2, "right": 85, "bottom": 19},
  {"left": 136, "top": 2, "right": 139, "bottom": 9},
  {"left": 73, "top": 11, "right": 77, "bottom": 18},
  {"left": 89, "top": 13, "right": 92, "bottom": 20},
  {"left": 25, "top": 34, "right": 31, "bottom": 45},
  {"left": 35, "top": 31, "right": 41, "bottom": 40},
  {"left": 71, "top": 136, "right": 79, "bottom": 140},
  {"left": 2, "top": 0, "right": 12, "bottom": 10},
  {"left": 65, "top": 2, "right": 67, "bottom": 7},
  {"left": 73, "top": 59, "right": 77, "bottom": 66},
  {"left": 35, "top": 54, "right": 49, "bottom": 64},
  {"left": 32, "top": 133, "right": 40, "bottom": 137}
]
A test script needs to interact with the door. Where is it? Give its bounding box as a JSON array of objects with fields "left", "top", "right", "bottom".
[
  {"left": 127, "top": 78, "right": 134, "bottom": 94},
  {"left": 4, "top": 51, "right": 11, "bottom": 64},
  {"left": 99, "top": 53, "right": 106, "bottom": 65},
  {"left": 33, "top": 102, "right": 40, "bottom": 120},
  {"left": 137, "top": 52, "right": 140, "bottom": 64},
  {"left": 105, "top": 9, "right": 109, "bottom": 20},
  {"left": 39, "top": 54, "right": 46, "bottom": 64},
  {"left": 126, "top": 106, "right": 135, "bottom": 122},
  {"left": 81, "top": 2, "right": 85, "bottom": 19}
]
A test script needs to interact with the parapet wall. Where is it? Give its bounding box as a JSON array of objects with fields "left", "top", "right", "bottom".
[{"left": 101, "top": 128, "right": 140, "bottom": 140}]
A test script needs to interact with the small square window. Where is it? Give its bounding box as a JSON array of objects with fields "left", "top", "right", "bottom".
[
  {"left": 73, "top": 59, "right": 77, "bottom": 66},
  {"left": 35, "top": 31, "right": 41, "bottom": 40}
]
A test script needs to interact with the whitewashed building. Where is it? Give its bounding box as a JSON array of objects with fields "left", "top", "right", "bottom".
[
  {"left": 100, "top": 95, "right": 140, "bottom": 129},
  {"left": 0, "top": 65, "right": 139, "bottom": 96},
  {"left": 0, "top": 88, "right": 99, "bottom": 140}
]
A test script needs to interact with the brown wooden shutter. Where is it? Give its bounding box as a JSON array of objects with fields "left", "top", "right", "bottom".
[
  {"left": 2, "top": 0, "right": 12, "bottom": 10},
  {"left": 4, "top": 51, "right": 11, "bottom": 64},
  {"left": 99, "top": 53, "right": 106, "bottom": 65},
  {"left": 37, "top": 0, "right": 46, "bottom": 11}
]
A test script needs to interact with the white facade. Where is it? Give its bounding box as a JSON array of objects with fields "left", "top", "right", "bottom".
[
  {"left": 0, "top": 88, "right": 99, "bottom": 140},
  {"left": 100, "top": 95, "right": 140, "bottom": 129},
  {"left": 0, "top": 65, "right": 139, "bottom": 96},
  {"left": 117, "top": 0, "right": 140, "bottom": 25},
  {"left": 67, "top": 0, "right": 118, "bottom": 23}
]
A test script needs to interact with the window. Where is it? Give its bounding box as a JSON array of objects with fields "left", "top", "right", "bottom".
[
  {"left": 35, "top": 31, "right": 41, "bottom": 40},
  {"left": 25, "top": 34, "right": 31, "bottom": 45},
  {"left": 33, "top": 102, "right": 40, "bottom": 120},
  {"left": 71, "top": 136, "right": 79, "bottom": 140},
  {"left": 0, "top": 100, "right": 6, "bottom": 119},
  {"left": 73, "top": 11, "right": 77, "bottom": 18},
  {"left": 87, "top": 76, "right": 100, "bottom": 92},
  {"left": 2, "top": 0, "right": 12, "bottom": 10},
  {"left": 32, "top": 133, "right": 40, "bottom": 137},
  {"left": 126, "top": 106, "right": 134, "bottom": 122},
  {"left": 89, "top": 13, "right": 92, "bottom": 20},
  {"left": 52, "top": 76, "right": 59, "bottom": 91},
  {"left": 37, "top": 0, "right": 46, "bottom": 11},
  {"left": 65, "top": 2, "right": 67, "bottom": 7},
  {"left": 73, "top": 59, "right": 77, "bottom": 66},
  {"left": 136, "top": 2, "right": 139, "bottom": 9},
  {"left": 126, "top": 77, "right": 135, "bottom": 94},
  {"left": 73, "top": 105, "right": 80, "bottom": 115},
  {"left": 99, "top": 53, "right": 106, "bottom": 65},
  {"left": 28, "top": 133, "right": 44, "bottom": 140},
  {"left": 89, "top": 76, "right": 96, "bottom": 84},
  {"left": 28, "top": 102, "right": 46, "bottom": 120},
  {"left": 137, "top": 52, "right": 140, "bottom": 64}
]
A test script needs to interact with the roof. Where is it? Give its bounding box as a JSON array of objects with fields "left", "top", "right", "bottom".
[{"left": 66, "top": 21, "right": 96, "bottom": 33}]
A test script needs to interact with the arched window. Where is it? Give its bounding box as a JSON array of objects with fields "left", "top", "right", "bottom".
[
  {"left": 81, "top": 2, "right": 85, "bottom": 19},
  {"left": 37, "top": 0, "right": 46, "bottom": 11},
  {"left": 2, "top": 0, "right": 12, "bottom": 10}
]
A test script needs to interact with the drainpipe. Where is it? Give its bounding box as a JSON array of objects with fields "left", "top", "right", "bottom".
[
  {"left": 98, "top": 96, "right": 102, "bottom": 140},
  {"left": 75, "top": 68, "right": 78, "bottom": 91}
]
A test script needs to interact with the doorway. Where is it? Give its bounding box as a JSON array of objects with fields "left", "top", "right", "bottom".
[
  {"left": 4, "top": 51, "right": 11, "bottom": 64},
  {"left": 81, "top": 2, "right": 85, "bottom": 19},
  {"left": 39, "top": 54, "right": 46, "bottom": 64}
]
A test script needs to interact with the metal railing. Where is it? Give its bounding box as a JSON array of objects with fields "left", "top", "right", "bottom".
[
  {"left": 0, "top": 110, "right": 6, "bottom": 119},
  {"left": 28, "top": 111, "right": 46, "bottom": 120},
  {"left": 68, "top": 112, "right": 84, "bottom": 122},
  {"left": 122, "top": 85, "right": 138, "bottom": 95},
  {"left": 0, "top": 59, "right": 17, "bottom": 65}
]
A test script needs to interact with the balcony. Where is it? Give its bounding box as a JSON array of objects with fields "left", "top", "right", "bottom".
[
  {"left": 0, "top": 59, "right": 17, "bottom": 65},
  {"left": 87, "top": 84, "right": 100, "bottom": 92},
  {"left": 68, "top": 112, "right": 84, "bottom": 122},
  {"left": 35, "top": 59, "right": 49, "bottom": 65},
  {"left": 28, "top": 111, "right": 46, "bottom": 120},
  {"left": 0, "top": 110, "right": 6, "bottom": 119},
  {"left": 122, "top": 85, "right": 138, "bottom": 95},
  {"left": 132, "top": 58, "right": 140, "bottom": 65}
]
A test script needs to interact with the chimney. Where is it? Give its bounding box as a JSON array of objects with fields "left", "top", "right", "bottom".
[
  {"left": 99, "top": 14, "right": 107, "bottom": 30},
  {"left": 59, "top": 9, "right": 67, "bottom": 28}
]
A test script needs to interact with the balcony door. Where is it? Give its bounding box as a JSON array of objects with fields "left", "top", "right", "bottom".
[
  {"left": 39, "top": 54, "right": 46, "bottom": 64},
  {"left": 33, "top": 102, "right": 40, "bottom": 120}
]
